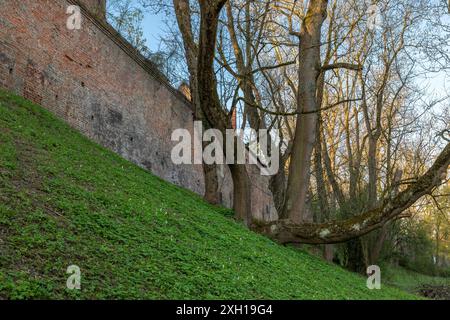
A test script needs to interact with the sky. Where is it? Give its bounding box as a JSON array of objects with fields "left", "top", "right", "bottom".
[{"left": 142, "top": 13, "right": 165, "bottom": 51}]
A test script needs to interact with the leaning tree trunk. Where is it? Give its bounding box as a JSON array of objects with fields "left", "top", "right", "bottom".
[{"left": 252, "top": 141, "right": 450, "bottom": 244}]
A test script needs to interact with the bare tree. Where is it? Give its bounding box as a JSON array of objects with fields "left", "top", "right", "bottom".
[{"left": 118, "top": 0, "right": 450, "bottom": 246}]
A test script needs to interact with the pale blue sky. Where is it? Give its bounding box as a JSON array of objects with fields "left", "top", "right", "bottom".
[{"left": 142, "top": 13, "right": 165, "bottom": 51}]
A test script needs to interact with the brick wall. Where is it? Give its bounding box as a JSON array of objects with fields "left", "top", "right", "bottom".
[{"left": 0, "top": 0, "right": 277, "bottom": 221}]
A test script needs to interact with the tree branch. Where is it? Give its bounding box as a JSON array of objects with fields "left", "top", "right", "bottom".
[
  {"left": 236, "top": 97, "right": 361, "bottom": 116},
  {"left": 252, "top": 142, "right": 450, "bottom": 244},
  {"left": 321, "top": 63, "right": 363, "bottom": 72}
]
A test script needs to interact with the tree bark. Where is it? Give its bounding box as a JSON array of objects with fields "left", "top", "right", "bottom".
[
  {"left": 368, "top": 169, "right": 403, "bottom": 264},
  {"left": 346, "top": 238, "right": 367, "bottom": 274},
  {"left": 368, "top": 135, "right": 379, "bottom": 205},
  {"left": 282, "top": 0, "right": 329, "bottom": 223},
  {"left": 269, "top": 163, "right": 286, "bottom": 217},
  {"left": 173, "top": 0, "right": 220, "bottom": 205},
  {"left": 229, "top": 163, "right": 252, "bottom": 224}
]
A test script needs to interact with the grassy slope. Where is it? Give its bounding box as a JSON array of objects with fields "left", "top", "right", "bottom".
[
  {"left": 383, "top": 265, "right": 450, "bottom": 295},
  {"left": 0, "top": 90, "right": 415, "bottom": 299}
]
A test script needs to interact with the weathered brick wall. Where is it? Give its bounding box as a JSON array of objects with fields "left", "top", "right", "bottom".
[{"left": 0, "top": 0, "right": 277, "bottom": 221}]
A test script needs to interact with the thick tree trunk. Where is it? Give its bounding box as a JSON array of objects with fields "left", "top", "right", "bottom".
[
  {"left": 324, "top": 244, "right": 334, "bottom": 262},
  {"left": 282, "top": 0, "right": 329, "bottom": 223},
  {"left": 203, "top": 162, "right": 220, "bottom": 204},
  {"left": 346, "top": 238, "right": 367, "bottom": 274},
  {"left": 229, "top": 164, "right": 252, "bottom": 224},
  {"left": 269, "top": 166, "right": 286, "bottom": 217},
  {"left": 192, "top": 76, "right": 221, "bottom": 206}
]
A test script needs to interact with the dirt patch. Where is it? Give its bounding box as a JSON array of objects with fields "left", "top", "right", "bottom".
[{"left": 419, "top": 285, "right": 450, "bottom": 300}]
